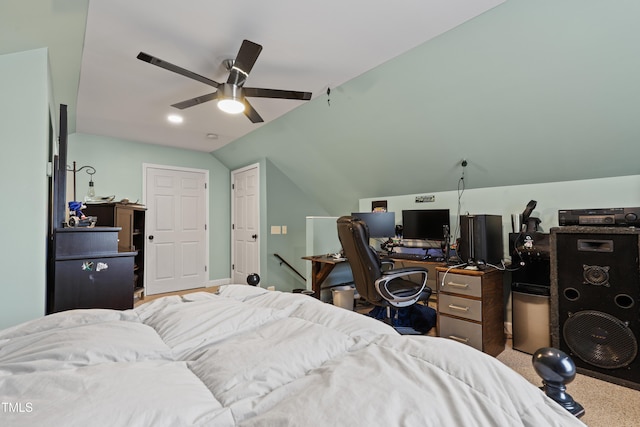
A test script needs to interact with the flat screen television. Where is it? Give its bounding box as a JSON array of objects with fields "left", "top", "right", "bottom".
[
  {"left": 351, "top": 211, "right": 396, "bottom": 238},
  {"left": 401, "top": 209, "right": 450, "bottom": 241}
]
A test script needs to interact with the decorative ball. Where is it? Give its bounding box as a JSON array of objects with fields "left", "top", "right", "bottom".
[
  {"left": 246, "top": 273, "right": 260, "bottom": 286},
  {"left": 532, "top": 347, "right": 577, "bottom": 385}
]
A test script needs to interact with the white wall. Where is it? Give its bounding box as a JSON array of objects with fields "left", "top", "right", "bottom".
[{"left": 0, "top": 49, "right": 51, "bottom": 329}]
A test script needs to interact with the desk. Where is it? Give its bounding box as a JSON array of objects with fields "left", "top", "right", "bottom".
[
  {"left": 302, "top": 254, "right": 445, "bottom": 299},
  {"left": 301, "top": 255, "right": 347, "bottom": 299}
]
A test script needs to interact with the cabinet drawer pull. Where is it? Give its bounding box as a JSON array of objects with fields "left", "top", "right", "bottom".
[
  {"left": 448, "top": 335, "right": 470, "bottom": 344},
  {"left": 448, "top": 304, "right": 470, "bottom": 312},
  {"left": 446, "top": 281, "right": 469, "bottom": 289}
]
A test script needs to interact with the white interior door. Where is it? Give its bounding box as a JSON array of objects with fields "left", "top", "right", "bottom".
[
  {"left": 232, "top": 164, "right": 260, "bottom": 284},
  {"left": 145, "top": 165, "right": 208, "bottom": 295}
]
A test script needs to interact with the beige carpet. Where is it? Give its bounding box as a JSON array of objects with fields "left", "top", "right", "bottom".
[{"left": 497, "top": 339, "right": 640, "bottom": 427}]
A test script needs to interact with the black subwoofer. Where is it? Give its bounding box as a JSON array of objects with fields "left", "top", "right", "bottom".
[{"left": 551, "top": 226, "right": 640, "bottom": 390}]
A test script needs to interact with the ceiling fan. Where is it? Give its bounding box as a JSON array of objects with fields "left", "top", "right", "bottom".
[{"left": 137, "top": 39, "right": 312, "bottom": 123}]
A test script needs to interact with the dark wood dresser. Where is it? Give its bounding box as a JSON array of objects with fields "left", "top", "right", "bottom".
[
  {"left": 48, "top": 227, "right": 136, "bottom": 313},
  {"left": 82, "top": 203, "right": 146, "bottom": 299}
]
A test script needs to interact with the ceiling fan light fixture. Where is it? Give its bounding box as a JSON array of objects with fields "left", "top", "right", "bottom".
[
  {"left": 217, "top": 98, "right": 245, "bottom": 114},
  {"left": 217, "top": 84, "right": 245, "bottom": 114},
  {"left": 138, "top": 40, "right": 311, "bottom": 124}
]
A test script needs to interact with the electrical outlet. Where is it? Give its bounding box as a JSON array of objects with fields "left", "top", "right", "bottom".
[{"left": 415, "top": 195, "right": 435, "bottom": 203}]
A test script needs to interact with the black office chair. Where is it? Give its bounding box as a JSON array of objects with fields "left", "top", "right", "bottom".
[{"left": 337, "top": 216, "right": 432, "bottom": 333}]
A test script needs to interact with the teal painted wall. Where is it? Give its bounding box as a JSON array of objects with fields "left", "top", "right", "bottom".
[
  {"left": 212, "top": 0, "right": 640, "bottom": 294},
  {"left": 5, "top": 1, "right": 640, "bottom": 326},
  {"left": 264, "top": 159, "right": 330, "bottom": 291},
  {"left": 360, "top": 175, "right": 640, "bottom": 260},
  {"left": 68, "top": 133, "right": 231, "bottom": 282},
  {"left": 0, "top": 49, "right": 50, "bottom": 329},
  {"left": 229, "top": 158, "right": 332, "bottom": 291},
  {"left": 214, "top": 0, "right": 640, "bottom": 217}
]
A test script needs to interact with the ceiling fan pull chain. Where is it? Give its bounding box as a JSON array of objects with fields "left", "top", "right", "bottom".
[{"left": 327, "top": 87, "right": 331, "bottom": 107}]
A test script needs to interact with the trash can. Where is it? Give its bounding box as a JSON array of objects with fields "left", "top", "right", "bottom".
[
  {"left": 332, "top": 285, "right": 355, "bottom": 310},
  {"left": 511, "top": 282, "right": 551, "bottom": 354}
]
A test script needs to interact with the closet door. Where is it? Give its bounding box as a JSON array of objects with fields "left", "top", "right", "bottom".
[{"left": 145, "top": 165, "right": 207, "bottom": 295}]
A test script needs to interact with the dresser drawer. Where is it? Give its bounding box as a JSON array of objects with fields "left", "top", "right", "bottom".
[
  {"left": 439, "top": 316, "right": 482, "bottom": 351},
  {"left": 438, "top": 293, "right": 482, "bottom": 322},
  {"left": 438, "top": 272, "right": 482, "bottom": 298}
]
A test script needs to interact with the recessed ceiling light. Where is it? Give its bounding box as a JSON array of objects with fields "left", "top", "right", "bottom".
[
  {"left": 206, "top": 133, "right": 218, "bottom": 139},
  {"left": 167, "top": 114, "right": 183, "bottom": 124}
]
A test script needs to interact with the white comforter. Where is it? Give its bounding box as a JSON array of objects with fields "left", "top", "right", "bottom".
[{"left": 0, "top": 285, "right": 585, "bottom": 426}]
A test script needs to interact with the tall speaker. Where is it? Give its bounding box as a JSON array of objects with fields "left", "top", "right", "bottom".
[
  {"left": 458, "top": 214, "right": 503, "bottom": 265},
  {"left": 551, "top": 226, "right": 640, "bottom": 390}
]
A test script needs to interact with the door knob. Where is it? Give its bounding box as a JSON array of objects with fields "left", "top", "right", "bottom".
[
  {"left": 251, "top": 234, "right": 258, "bottom": 240},
  {"left": 148, "top": 235, "right": 154, "bottom": 241}
]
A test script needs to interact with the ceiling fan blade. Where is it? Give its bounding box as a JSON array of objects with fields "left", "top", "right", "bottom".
[
  {"left": 242, "top": 98, "right": 264, "bottom": 123},
  {"left": 137, "top": 52, "right": 220, "bottom": 88},
  {"left": 244, "top": 87, "right": 312, "bottom": 101},
  {"left": 227, "top": 40, "right": 263, "bottom": 87},
  {"left": 171, "top": 92, "right": 218, "bottom": 110}
]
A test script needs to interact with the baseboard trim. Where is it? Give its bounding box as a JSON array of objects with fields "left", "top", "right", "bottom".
[
  {"left": 504, "top": 321, "right": 513, "bottom": 338},
  {"left": 207, "top": 278, "right": 231, "bottom": 287}
]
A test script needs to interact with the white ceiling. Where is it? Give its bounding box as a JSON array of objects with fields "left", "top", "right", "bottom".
[{"left": 73, "top": 0, "right": 505, "bottom": 152}]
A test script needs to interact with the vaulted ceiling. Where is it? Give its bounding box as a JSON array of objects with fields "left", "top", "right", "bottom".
[
  {"left": 212, "top": 1, "right": 640, "bottom": 213},
  {"left": 1, "top": 0, "right": 504, "bottom": 152},
  {"left": 3, "top": 1, "right": 640, "bottom": 217}
]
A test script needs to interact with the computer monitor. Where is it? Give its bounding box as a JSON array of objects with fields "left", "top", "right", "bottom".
[
  {"left": 401, "top": 209, "right": 450, "bottom": 241},
  {"left": 351, "top": 211, "right": 396, "bottom": 238}
]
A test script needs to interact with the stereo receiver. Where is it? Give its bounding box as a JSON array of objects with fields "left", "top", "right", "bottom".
[{"left": 558, "top": 207, "right": 640, "bottom": 227}]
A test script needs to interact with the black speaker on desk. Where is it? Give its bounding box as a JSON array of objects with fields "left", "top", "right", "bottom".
[
  {"left": 551, "top": 226, "right": 640, "bottom": 390},
  {"left": 458, "top": 214, "right": 503, "bottom": 265}
]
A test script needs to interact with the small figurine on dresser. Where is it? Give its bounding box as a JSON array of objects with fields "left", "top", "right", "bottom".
[{"left": 67, "top": 201, "right": 97, "bottom": 227}]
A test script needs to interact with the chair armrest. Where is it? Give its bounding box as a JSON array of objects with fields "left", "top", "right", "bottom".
[
  {"left": 375, "top": 268, "right": 429, "bottom": 308},
  {"left": 381, "top": 266, "right": 428, "bottom": 276}
]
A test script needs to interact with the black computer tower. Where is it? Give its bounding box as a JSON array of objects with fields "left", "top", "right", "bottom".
[{"left": 458, "top": 214, "right": 503, "bottom": 265}]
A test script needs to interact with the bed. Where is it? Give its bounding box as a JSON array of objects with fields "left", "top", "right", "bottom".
[{"left": 0, "top": 285, "right": 585, "bottom": 426}]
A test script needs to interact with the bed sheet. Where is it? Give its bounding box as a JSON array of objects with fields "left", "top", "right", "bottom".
[{"left": 0, "top": 285, "right": 585, "bottom": 427}]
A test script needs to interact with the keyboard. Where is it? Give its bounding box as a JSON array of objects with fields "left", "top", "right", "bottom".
[{"left": 387, "top": 252, "right": 429, "bottom": 261}]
